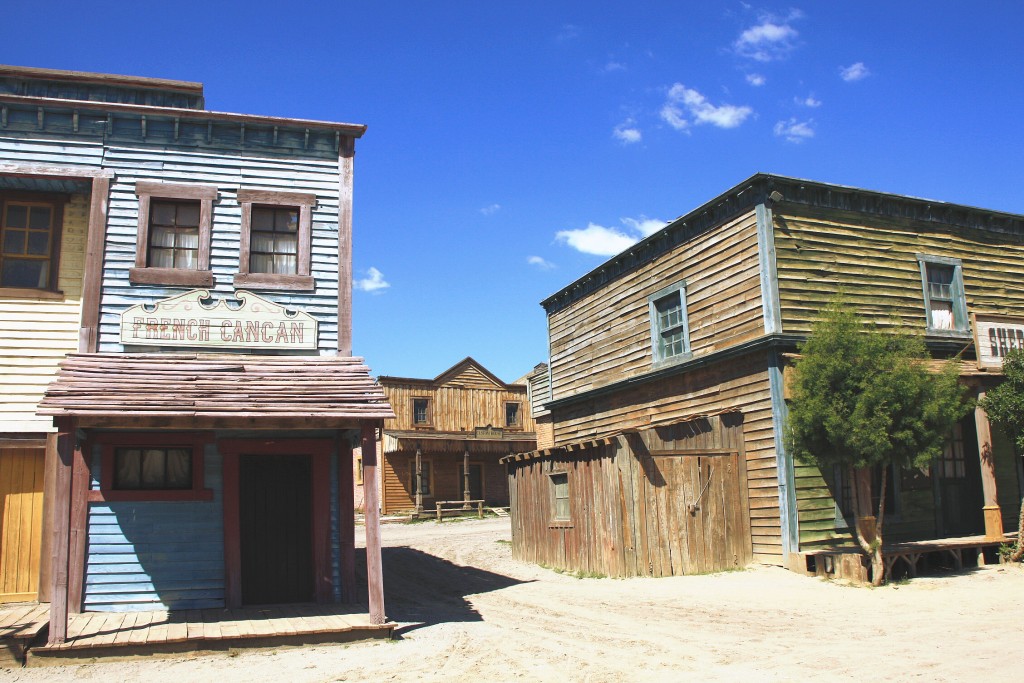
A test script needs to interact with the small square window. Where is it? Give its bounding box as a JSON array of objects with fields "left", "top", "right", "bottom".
[
  {"left": 235, "top": 189, "right": 315, "bottom": 291},
  {"left": 505, "top": 401, "right": 522, "bottom": 428},
  {"left": 412, "top": 398, "right": 432, "bottom": 426},
  {"left": 1, "top": 197, "right": 63, "bottom": 291},
  {"left": 94, "top": 432, "right": 213, "bottom": 502},
  {"left": 550, "top": 472, "right": 570, "bottom": 521},
  {"left": 114, "top": 447, "right": 193, "bottom": 490},
  {"left": 130, "top": 181, "right": 216, "bottom": 287},
  {"left": 648, "top": 282, "right": 691, "bottom": 365},
  {"left": 917, "top": 255, "right": 968, "bottom": 334}
]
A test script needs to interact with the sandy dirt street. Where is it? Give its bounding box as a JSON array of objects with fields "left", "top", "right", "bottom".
[{"left": 6, "top": 516, "right": 1023, "bottom": 682}]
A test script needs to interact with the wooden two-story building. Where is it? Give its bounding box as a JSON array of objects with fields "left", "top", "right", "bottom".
[
  {"left": 0, "top": 65, "right": 394, "bottom": 651},
  {"left": 507, "top": 174, "right": 1024, "bottom": 579},
  {"left": 376, "top": 358, "right": 536, "bottom": 515}
]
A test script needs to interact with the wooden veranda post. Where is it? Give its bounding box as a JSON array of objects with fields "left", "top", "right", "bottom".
[
  {"left": 415, "top": 444, "right": 423, "bottom": 517},
  {"left": 463, "top": 444, "right": 471, "bottom": 509},
  {"left": 338, "top": 433, "right": 356, "bottom": 603},
  {"left": 974, "top": 392, "right": 1004, "bottom": 539},
  {"left": 361, "top": 422, "right": 386, "bottom": 624},
  {"left": 47, "top": 417, "right": 76, "bottom": 645}
]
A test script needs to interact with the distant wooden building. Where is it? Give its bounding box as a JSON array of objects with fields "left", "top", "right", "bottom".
[
  {"left": 508, "top": 174, "right": 1024, "bottom": 579},
  {"left": 377, "top": 358, "right": 536, "bottom": 515},
  {"left": 0, "top": 65, "right": 394, "bottom": 646}
]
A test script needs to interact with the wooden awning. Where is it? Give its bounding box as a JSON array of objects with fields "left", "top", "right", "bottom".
[
  {"left": 37, "top": 353, "right": 395, "bottom": 429},
  {"left": 383, "top": 430, "right": 537, "bottom": 455}
]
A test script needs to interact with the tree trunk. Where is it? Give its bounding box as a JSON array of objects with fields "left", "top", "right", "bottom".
[{"left": 850, "top": 465, "right": 886, "bottom": 585}]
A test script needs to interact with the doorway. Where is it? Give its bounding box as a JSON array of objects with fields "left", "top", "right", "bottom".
[
  {"left": 239, "top": 454, "right": 313, "bottom": 605},
  {"left": 935, "top": 419, "right": 984, "bottom": 537},
  {"left": 459, "top": 462, "right": 484, "bottom": 501}
]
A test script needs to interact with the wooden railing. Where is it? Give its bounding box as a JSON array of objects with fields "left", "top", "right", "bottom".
[{"left": 435, "top": 499, "right": 485, "bottom": 521}]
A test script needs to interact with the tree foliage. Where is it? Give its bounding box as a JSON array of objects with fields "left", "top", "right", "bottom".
[{"left": 786, "top": 302, "right": 968, "bottom": 473}]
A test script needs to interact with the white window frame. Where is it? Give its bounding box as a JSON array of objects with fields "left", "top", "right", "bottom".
[
  {"left": 648, "top": 281, "right": 692, "bottom": 367},
  {"left": 916, "top": 254, "right": 969, "bottom": 336}
]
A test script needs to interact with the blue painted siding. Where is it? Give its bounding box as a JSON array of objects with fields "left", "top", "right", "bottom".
[{"left": 84, "top": 446, "right": 224, "bottom": 611}]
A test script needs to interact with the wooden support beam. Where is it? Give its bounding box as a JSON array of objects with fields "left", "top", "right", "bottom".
[
  {"left": 80, "top": 176, "right": 109, "bottom": 352},
  {"left": 47, "top": 417, "right": 76, "bottom": 645},
  {"left": 338, "top": 434, "right": 356, "bottom": 603},
  {"left": 67, "top": 435, "right": 90, "bottom": 614},
  {"left": 361, "top": 422, "right": 386, "bottom": 624},
  {"left": 336, "top": 137, "right": 355, "bottom": 356},
  {"left": 974, "top": 392, "right": 1004, "bottom": 539}
]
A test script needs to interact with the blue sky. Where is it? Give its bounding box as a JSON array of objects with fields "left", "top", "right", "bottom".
[{"left": 6, "top": 2, "right": 1023, "bottom": 382}]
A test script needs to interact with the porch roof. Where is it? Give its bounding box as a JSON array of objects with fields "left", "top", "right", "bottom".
[{"left": 37, "top": 353, "right": 395, "bottom": 429}]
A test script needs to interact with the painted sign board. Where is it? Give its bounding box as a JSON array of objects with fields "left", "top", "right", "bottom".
[
  {"left": 474, "top": 426, "right": 504, "bottom": 439},
  {"left": 120, "top": 289, "right": 318, "bottom": 350},
  {"left": 973, "top": 314, "right": 1024, "bottom": 369}
]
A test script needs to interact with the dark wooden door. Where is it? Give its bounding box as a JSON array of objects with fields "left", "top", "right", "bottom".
[
  {"left": 240, "top": 454, "right": 313, "bottom": 605},
  {"left": 459, "top": 463, "right": 483, "bottom": 500},
  {"left": 936, "top": 420, "right": 984, "bottom": 537}
]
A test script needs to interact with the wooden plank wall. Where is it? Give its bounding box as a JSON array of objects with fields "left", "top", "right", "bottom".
[
  {"left": 0, "top": 447, "right": 45, "bottom": 602},
  {"left": 773, "top": 206, "right": 1024, "bottom": 335},
  {"left": 0, "top": 191, "right": 87, "bottom": 432},
  {"left": 382, "top": 369, "right": 535, "bottom": 433},
  {"left": 547, "top": 209, "right": 763, "bottom": 401},
  {"left": 550, "top": 351, "right": 781, "bottom": 563},
  {"left": 84, "top": 446, "right": 224, "bottom": 611},
  {"left": 97, "top": 145, "right": 343, "bottom": 353},
  {"left": 508, "top": 415, "right": 752, "bottom": 577}
]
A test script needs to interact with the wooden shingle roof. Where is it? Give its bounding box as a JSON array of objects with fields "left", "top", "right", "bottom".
[{"left": 38, "top": 353, "right": 395, "bottom": 429}]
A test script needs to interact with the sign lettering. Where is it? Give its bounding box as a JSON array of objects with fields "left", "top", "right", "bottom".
[{"left": 973, "top": 314, "right": 1024, "bottom": 369}]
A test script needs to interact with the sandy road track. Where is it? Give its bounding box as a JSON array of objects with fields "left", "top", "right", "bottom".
[{"left": 7, "top": 516, "right": 1023, "bottom": 682}]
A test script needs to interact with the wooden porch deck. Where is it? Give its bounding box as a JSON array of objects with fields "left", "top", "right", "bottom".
[
  {"left": 798, "top": 533, "right": 1015, "bottom": 583},
  {"left": 0, "top": 602, "right": 49, "bottom": 666},
  {"left": 1, "top": 603, "right": 393, "bottom": 666}
]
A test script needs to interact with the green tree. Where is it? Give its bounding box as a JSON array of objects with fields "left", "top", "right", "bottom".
[
  {"left": 978, "top": 347, "right": 1024, "bottom": 561},
  {"left": 786, "top": 300, "right": 969, "bottom": 585}
]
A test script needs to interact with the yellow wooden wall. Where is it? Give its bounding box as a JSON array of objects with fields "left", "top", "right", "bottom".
[
  {"left": 382, "top": 365, "right": 535, "bottom": 434},
  {"left": 773, "top": 206, "right": 1024, "bottom": 334},
  {"left": 0, "top": 192, "right": 87, "bottom": 433},
  {"left": 0, "top": 447, "right": 45, "bottom": 602}
]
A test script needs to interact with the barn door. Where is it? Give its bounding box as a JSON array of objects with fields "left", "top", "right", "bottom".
[
  {"left": 653, "top": 451, "right": 746, "bottom": 575},
  {"left": 239, "top": 454, "right": 313, "bottom": 605},
  {"left": 0, "top": 448, "right": 45, "bottom": 602}
]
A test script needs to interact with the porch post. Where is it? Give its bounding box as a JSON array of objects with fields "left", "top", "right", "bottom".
[
  {"left": 463, "top": 444, "right": 470, "bottom": 509},
  {"left": 68, "top": 434, "right": 90, "bottom": 614},
  {"left": 974, "top": 392, "right": 1004, "bottom": 539},
  {"left": 361, "top": 422, "right": 386, "bottom": 624},
  {"left": 48, "top": 417, "right": 76, "bottom": 645},
  {"left": 415, "top": 444, "right": 423, "bottom": 517}
]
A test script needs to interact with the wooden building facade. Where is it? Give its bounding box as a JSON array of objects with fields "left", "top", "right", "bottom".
[
  {"left": 0, "top": 65, "right": 393, "bottom": 645},
  {"left": 377, "top": 358, "right": 536, "bottom": 515},
  {"left": 508, "top": 174, "right": 1024, "bottom": 577}
]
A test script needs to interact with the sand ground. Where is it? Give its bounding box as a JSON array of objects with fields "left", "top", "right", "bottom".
[{"left": 6, "top": 516, "right": 1023, "bottom": 682}]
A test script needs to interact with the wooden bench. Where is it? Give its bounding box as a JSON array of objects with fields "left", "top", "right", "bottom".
[{"left": 435, "top": 499, "right": 485, "bottom": 521}]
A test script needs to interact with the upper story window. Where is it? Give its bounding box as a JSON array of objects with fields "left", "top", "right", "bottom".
[
  {"left": 1, "top": 196, "right": 63, "bottom": 293},
  {"left": 648, "top": 281, "right": 691, "bottom": 366},
  {"left": 917, "top": 254, "right": 968, "bottom": 334},
  {"left": 235, "top": 189, "right": 315, "bottom": 291},
  {"left": 505, "top": 401, "right": 522, "bottom": 428},
  {"left": 412, "top": 397, "right": 432, "bottom": 426},
  {"left": 131, "top": 181, "right": 216, "bottom": 287}
]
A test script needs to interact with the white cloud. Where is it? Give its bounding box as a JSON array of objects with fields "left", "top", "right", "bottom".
[
  {"left": 353, "top": 266, "right": 390, "bottom": 293},
  {"left": 774, "top": 118, "right": 815, "bottom": 143},
  {"left": 621, "top": 215, "right": 668, "bottom": 237},
  {"left": 556, "top": 24, "right": 580, "bottom": 42},
  {"left": 527, "top": 255, "right": 556, "bottom": 270},
  {"left": 661, "top": 84, "right": 753, "bottom": 130},
  {"left": 556, "top": 223, "right": 637, "bottom": 256},
  {"left": 480, "top": 203, "right": 501, "bottom": 215},
  {"left": 556, "top": 215, "right": 668, "bottom": 256},
  {"left": 840, "top": 62, "right": 870, "bottom": 82},
  {"left": 796, "top": 94, "right": 822, "bottom": 108},
  {"left": 746, "top": 73, "right": 767, "bottom": 86},
  {"left": 734, "top": 12, "right": 801, "bottom": 62},
  {"left": 604, "top": 61, "right": 626, "bottom": 73},
  {"left": 613, "top": 120, "right": 642, "bottom": 144}
]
